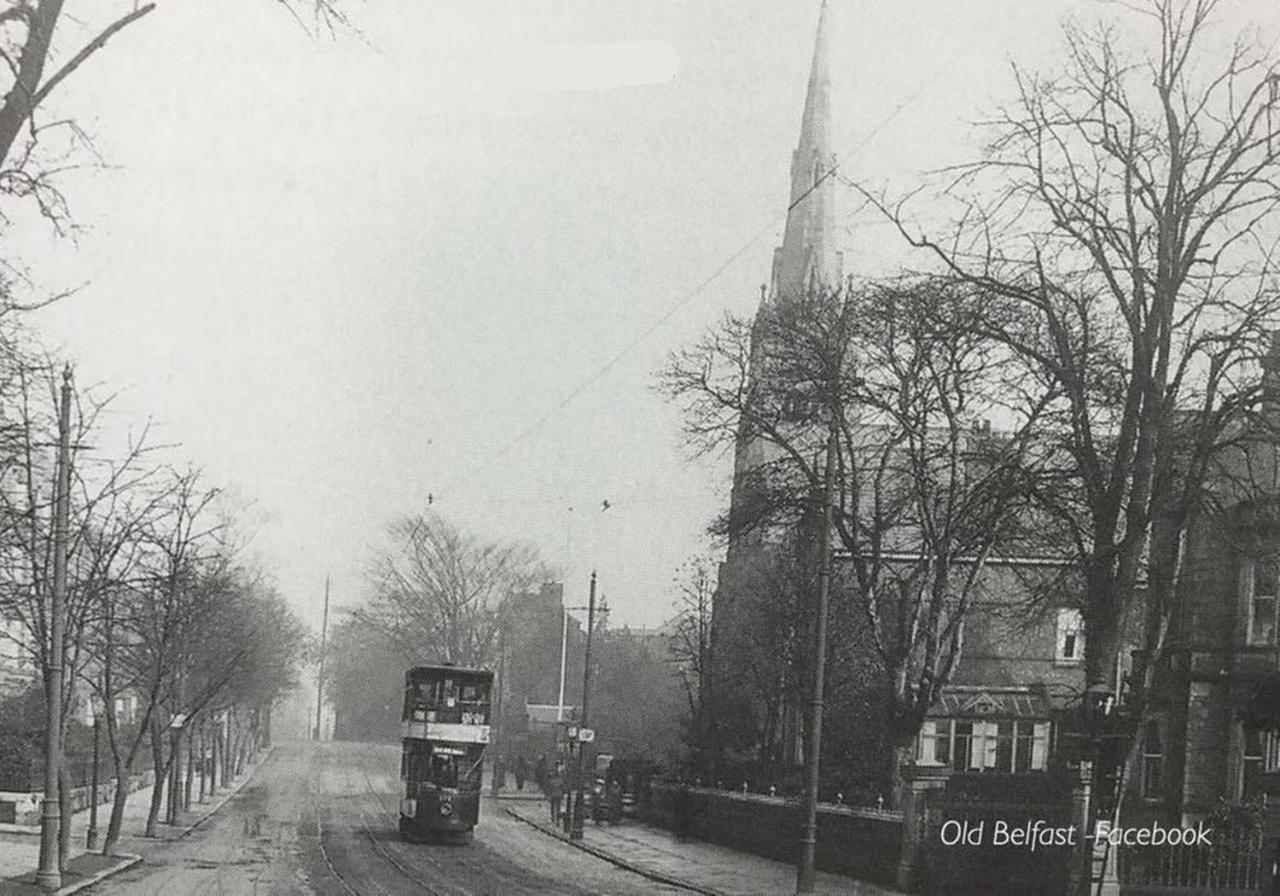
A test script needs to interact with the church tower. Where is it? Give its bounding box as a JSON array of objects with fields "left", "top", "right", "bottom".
[
  {"left": 710, "top": 1, "right": 845, "bottom": 771},
  {"left": 769, "top": 0, "right": 842, "bottom": 305},
  {"left": 726, "top": 0, "right": 845, "bottom": 543}
]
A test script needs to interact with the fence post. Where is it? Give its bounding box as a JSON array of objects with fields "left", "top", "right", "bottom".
[
  {"left": 1068, "top": 761, "right": 1092, "bottom": 895},
  {"left": 896, "top": 764, "right": 951, "bottom": 893}
]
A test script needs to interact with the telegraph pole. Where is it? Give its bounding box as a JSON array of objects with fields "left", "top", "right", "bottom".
[
  {"left": 37, "top": 366, "right": 73, "bottom": 891},
  {"left": 491, "top": 597, "right": 508, "bottom": 797},
  {"left": 570, "top": 571, "right": 596, "bottom": 840},
  {"left": 315, "top": 576, "right": 330, "bottom": 740},
  {"left": 556, "top": 606, "right": 569, "bottom": 722},
  {"left": 797, "top": 418, "right": 836, "bottom": 893}
]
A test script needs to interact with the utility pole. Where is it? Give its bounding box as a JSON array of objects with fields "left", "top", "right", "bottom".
[
  {"left": 556, "top": 605, "right": 569, "bottom": 722},
  {"left": 37, "top": 366, "right": 73, "bottom": 891},
  {"left": 570, "top": 571, "right": 596, "bottom": 841},
  {"left": 797, "top": 418, "right": 836, "bottom": 893},
  {"left": 315, "top": 575, "right": 330, "bottom": 740},
  {"left": 491, "top": 600, "right": 507, "bottom": 797}
]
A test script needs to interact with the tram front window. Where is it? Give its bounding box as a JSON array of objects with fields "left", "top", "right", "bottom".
[
  {"left": 430, "top": 755, "right": 459, "bottom": 787},
  {"left": 404, "top": 742, "right": 477, "bottom": 790}
]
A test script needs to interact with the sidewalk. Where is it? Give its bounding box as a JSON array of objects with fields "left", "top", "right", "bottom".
[
  {"left": 503, "top": 799, "right": 906, "bottom": 896},
  {"left": 0, "top": 758, "right": 261, "bottom": 895}
]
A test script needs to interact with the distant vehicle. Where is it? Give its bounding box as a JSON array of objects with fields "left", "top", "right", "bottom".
[{"left": 398, "top": 665, "right": 494, "bottom": 843}]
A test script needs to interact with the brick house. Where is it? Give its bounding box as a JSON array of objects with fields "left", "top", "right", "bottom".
[{"left": 1131, "top": 382, "right": 1280, "bottom": 826}]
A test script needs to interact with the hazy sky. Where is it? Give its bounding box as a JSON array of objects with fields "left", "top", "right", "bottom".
[{"left": 17, "top": 0, "right": 1275, "bottom": 630}]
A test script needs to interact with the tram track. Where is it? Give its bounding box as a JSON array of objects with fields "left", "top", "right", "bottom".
[
  {"left": 349, "top": 765, "right": 454, "bottom": 896},
  {"left": 312, "top": 742, "right": 659, "bottom": 896},
  {"left": 310, "top": 742, "right": 454, "bottom": 896},
  {"left": 355, "top": 760, "right": 566, "bottom": 896}
]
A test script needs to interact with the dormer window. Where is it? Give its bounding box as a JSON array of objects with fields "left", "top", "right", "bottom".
[
  {"left": 1247, "top": 558, "right": 1278, "bottom": 646},
  {"left": 1056, "top": 609, "right": 1084, "bottom": 664}
]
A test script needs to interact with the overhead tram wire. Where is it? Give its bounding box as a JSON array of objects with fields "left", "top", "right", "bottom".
[{"left": 429, "top": 41, "right": 969, "bottom": 507}]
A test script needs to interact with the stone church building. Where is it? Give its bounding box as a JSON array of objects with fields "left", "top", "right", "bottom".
[{"left": 710, "top": 0, "right": 1280, "bottom": 833}]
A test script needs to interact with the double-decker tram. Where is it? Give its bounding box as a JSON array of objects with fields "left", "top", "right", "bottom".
[{"left": 399, "top": 664, "right": 493, "bottom": 843}]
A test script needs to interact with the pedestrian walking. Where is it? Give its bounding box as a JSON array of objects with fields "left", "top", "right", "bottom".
[
  {"left": 534, "top": 755, "right": 548, "bottom": 791},
  {"left": 548, "top": 762, "right": 564, "bottom": 824},
  {"left": 515, "top": 754, "right": 528, "bottom": 791},
  {"left": 607, "top": 778, "right": 623, "bottom": 825}
]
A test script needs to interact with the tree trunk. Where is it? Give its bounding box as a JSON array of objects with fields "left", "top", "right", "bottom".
[
  {"left": 184, "top": 731, "right": 194, "bottom": 811},
  {"left": 1083, "top": 561, "right": 1123, "bottom": 694},
  {"left": 198, "top": 723, "right": 207, "bottom": 802},
  {"left": 235, "top": 725, "right": 247, "bottom": 777},
  {"left": 103, "top": 751, "right": 131, "bottom": 855},
  {"left": 223, "top": 709, "right": 234, "bottom": 783},
  {"left": 210, "top": 721, "right": 219, "bottom": 793},
  {"left": 888, "top": 741, "right": 914, "bottom": 811},
  {"left": 165, "top": 726, "right": 181, "bottom": 825},
  {"left": 0, "top": 1, "right": 66, "bottom": 170},
  {"left": 144, "top": 721, "right": 167, "bottom": 838},
  {"left": 57, "top": 763, "right": 70, "bottom": 872}
]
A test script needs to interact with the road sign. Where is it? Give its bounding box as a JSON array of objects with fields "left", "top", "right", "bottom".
[{"left": 577, "top": 728, "right": 595, "bottom": 742}]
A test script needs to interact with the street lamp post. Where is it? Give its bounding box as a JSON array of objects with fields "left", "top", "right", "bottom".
[
  {"left": 36, "top": 367, "right": 73, "bottom": 892},
  {"left": 557, "top": 606, "right": 570, "bottom": 722},
  {"left": 86, "top": 705, "right": 101, "bottom": 851},
  {"left": 569, "top": 571, "right": 597, "bottom": 841},
  {"left": 797, "top": 416, "right": 836, "bottom": 893}
]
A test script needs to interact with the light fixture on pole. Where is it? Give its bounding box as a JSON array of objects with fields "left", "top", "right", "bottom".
[
  {"left": 570, "top": 572, "right": 597, "bottom": 841},
  {"left": 797, "top": 410, "right": 836, "bottom": 894},
  {"left": 556, "top": 603, "right": 593, "bottom": 722}
]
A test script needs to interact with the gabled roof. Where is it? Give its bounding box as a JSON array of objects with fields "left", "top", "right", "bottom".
[{"left": 928, "top": 687, "right": 1050, "bottom": 720}]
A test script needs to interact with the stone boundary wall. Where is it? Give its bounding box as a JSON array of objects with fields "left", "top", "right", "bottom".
[
  {"left": 0, "top": 769, "right": 155, "bottom": 826},
  {"left": 639, "top": 784, "right": 903, "bottom": 887}
]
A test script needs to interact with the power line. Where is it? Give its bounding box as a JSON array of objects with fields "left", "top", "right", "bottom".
[{"left": 431, "top": 37, "right": 969, "bottom": 505}]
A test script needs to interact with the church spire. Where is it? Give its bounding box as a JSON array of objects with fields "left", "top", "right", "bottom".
[{"left": 770, "top": 0, "right": 841, "bottom": 304}]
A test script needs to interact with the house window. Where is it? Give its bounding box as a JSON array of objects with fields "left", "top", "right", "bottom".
[
  {"left": 918, "top": 720, "right": 951, "bottom": 766},
  {"left": 917, "top": 720, "right": 1049, "bottom": 772},
  {"left": 953, "top": 721, "right": 974, "bottom": 770},
  {"left": 1242, "top": 727, "right": 1280, "bottom": 799},
  {"left": 1247, "top": 559, "right": 1279, "bottom": 646},
  {"left": 1140, "top": 721, "right": 1163, "bottom": 800},
  {"left": 1056, "top": 609, "right": 1084, "bottom": 663}
]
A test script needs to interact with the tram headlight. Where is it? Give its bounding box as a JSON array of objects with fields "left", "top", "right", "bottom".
[{"left": 439, "top": 798, "right": 453, "bottom": 816}]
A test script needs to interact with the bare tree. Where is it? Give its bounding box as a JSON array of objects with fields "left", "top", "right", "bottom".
[
  {"left": 669, "top": 554, "right": 717, "bottom": 778},
  {"left": 0, "top": 0, "right": 354, "bottom": 311},
  {"left": 360, "top": 513, "right": 546, "bottom": 669},
  {"left": 661, "top": 278, "right": 1047, "bottom": 803},
  {"left": 857, "top": 0, "right": 1280, "bottom": 824},
  {"left": 0, "top": 353, "right": 168, "bottom": 865},
  {"left": 865, "top": 0, "right": 1280, "bottom": 683}
]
